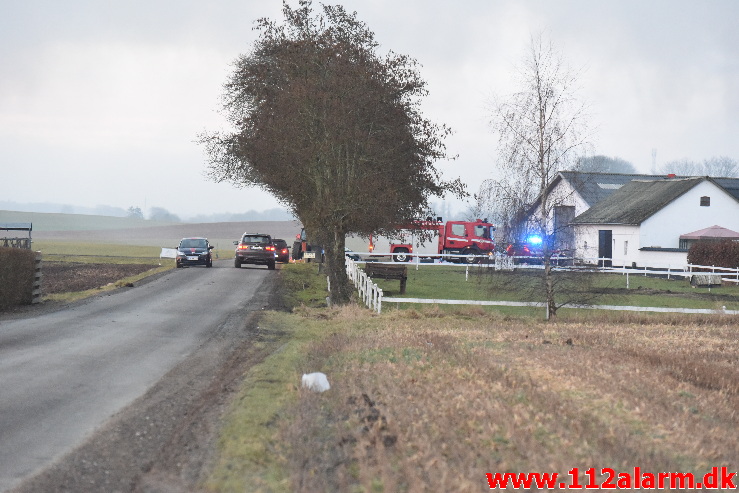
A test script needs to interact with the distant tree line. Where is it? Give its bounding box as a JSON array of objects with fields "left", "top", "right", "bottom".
[{"left": 653, "top": 156, "right": 738, "bottom": 177}]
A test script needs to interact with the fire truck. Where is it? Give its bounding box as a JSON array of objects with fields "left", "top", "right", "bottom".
[{"left": 345, "top": 218, "right": 495, "bottom": 263}]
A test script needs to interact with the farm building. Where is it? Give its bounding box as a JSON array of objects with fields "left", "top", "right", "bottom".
[
  {"left": 524, "top": 171, "right": 686, "bottom": 252},
  {"left": 570, "top": 177, "right": 739, "bottom": 268},
  {"left": 522, "top": 172, "right": 739, "bottom": 268}
]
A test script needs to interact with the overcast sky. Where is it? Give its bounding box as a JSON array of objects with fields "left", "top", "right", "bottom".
[{"left": 2, "top": 0, "right": 738, "bottom": 219}]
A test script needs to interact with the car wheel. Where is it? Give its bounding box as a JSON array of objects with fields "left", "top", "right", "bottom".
[
  {"left": 206, "top": 259, "right": 213, "bottom": 267},
  {"left": 393, "top": 248, "right": 409, "bottom": 262},
  {"left": 268, "top": 261, "right": 276, "bottom": 270},
  {"left": 234, "top": 258, "right": 241, "bottom": 268}
]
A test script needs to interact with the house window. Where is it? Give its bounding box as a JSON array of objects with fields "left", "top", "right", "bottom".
[
  {"left": 700, "top": 196, "right": 710, "bottom": 206},
  {"left": 624, "top": 241, "right": 628, "bottom": 255}
]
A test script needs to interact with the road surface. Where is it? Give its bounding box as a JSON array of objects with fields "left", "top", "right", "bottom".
[{"left": 0, "top": 261, "right": 273, "bottom": 491}]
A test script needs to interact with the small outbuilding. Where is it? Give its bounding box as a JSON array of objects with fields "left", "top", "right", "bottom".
[
  {"left": 679, "top": 225, "right": 739, "bottom": 249},
  {"left": 0, "top": 223, "right": 33, "bottom": 249}
]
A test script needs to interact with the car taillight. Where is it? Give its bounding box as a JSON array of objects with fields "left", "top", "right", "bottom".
[
  {"left": 369, "top": 244, "right": 374, "bottom": 252},
  {"left": 238, "top": 245, "right": 249, "bottom": 250},
  {"left": 266, "top": 246, "right": 275, "bottom": 252},
  {"left": 282, "top": 248, "right": 288, "bottom": 254}
]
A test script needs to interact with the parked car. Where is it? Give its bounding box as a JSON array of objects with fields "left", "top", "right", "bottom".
[
  {"left": 234, "top": 233, "right": 276, "bottom": 270},
  {"left": 505, "top": 236, "right": 543, "bottom": 264},
  {"left": 176, "top": 237, "right": 214, "bottom": 268},
  {"left": 273, "top": 238, "right": 290, "bottom": 263}
]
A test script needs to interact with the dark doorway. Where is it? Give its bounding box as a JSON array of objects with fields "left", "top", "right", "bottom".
[
  {"left": 598, "top": 230, "right": 612, "bottom": 267},
  {"left": 553, "top": 206, "right": 575, "bottom": 251}
]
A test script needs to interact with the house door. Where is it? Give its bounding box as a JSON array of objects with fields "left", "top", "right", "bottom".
[
  {"left": 554, "top": 206, "right": 575, "bottom": 251},
  {"left": 598, "top": 230, "right": 612, "bottom": 267}
]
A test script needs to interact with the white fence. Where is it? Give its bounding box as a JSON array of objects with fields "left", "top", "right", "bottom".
[
  {"left": 346, "top": 257, "right": 383, "bottom": 313},
  {"left": 348, "top": 249, "right": 739, "bottom": 282},
  {"left": 344, "top": 254, "right": 739, "bottom": 315}
]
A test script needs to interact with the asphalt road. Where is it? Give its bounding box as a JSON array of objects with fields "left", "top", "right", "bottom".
[{"left": 0, "top": 261, "right": 273, "bottom": 491}]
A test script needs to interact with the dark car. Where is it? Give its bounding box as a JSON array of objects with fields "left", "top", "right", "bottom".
[
  {"left": 505, "top": 235, "right": 543, "bottom": 264},
  {"left": 176, "top": 237, "right": 214, "bottom": 268},
  {"left": 505, "top": 236, "right": 571, "bottom": 265},
  {"left": 273, "top": 238, "right": 290, "bottom": 263},
  {"left": 234, "top": 233, "right": 276, "bottom": 270}
]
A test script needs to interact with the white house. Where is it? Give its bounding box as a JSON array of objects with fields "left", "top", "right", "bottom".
[
  {"left": 525, "top": 171, "right": 680, "bottom": 251},
  {"left": 570, "top": 177, "right": 739, "bottom": 268}
]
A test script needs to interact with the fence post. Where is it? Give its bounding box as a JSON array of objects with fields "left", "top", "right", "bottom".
[{"left": 32, "top": 252, "right": 42, "bottom": 304}]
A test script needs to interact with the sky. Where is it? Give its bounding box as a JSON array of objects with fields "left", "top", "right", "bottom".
[{"left": 2, "top": 0, "right": 738, "bottom": 220}]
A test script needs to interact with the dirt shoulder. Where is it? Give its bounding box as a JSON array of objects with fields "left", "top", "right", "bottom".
[{"left": 9, "top": 269, "right": 288, "bottom": 493}]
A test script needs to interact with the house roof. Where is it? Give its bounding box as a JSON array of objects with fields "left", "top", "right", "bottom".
[
  {"left": 557, "top": 171, "right": 678, "bottom": 207},
  {"left": 571, "top": 177, "right": 707, "bottom": 225},
  {"left": 713, "top": 177, "right": 739, "bottom": 201},
  {"left": 679, "top": 225, "right": 739, "bottom": 240}
]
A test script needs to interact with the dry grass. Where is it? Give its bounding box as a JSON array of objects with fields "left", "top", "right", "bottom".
[{"left": 280, "top": 306, "right": 738, "bottom": 492}]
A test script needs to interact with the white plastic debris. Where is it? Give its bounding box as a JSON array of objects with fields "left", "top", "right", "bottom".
[{"left": 301, "top": 372, "right": 330, "bottom": 392}]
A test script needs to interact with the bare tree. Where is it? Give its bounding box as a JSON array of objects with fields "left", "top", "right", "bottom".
[
  {"left": 578, "top": 155, "right": 636, "bottom": 174},
  {"left": 199, "top": 1, "right": 464, "bottom": 304},
  {"left": 655, "top": 156, "right": 738, "bottom": 177},
  {"left": 479, "top": 34, "right": 592, "bottom": 318},
  {"left": 657, "top": 158, "right": 700, "bottom": 176},
  {"left": 703, "top": 156, "right": 738, "bottom": 177}
]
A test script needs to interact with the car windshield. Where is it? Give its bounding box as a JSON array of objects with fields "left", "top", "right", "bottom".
[
  {"left": 180, "top": 239, "right": 207, "bottom": 249},
  {"left": 243, "top": 235, "right": 270, "bottom": 244}
]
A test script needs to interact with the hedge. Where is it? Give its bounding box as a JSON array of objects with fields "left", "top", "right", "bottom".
[
  {"left": 0, "top": 247, "right": 37, "bottom": 309},
  {"left": 687, "top": 240, "right": 739, "bottom": 269}
]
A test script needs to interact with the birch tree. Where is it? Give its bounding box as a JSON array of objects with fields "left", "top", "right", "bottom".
[{"left": 480, "top": 35, "right": 591, "bottom": 318}]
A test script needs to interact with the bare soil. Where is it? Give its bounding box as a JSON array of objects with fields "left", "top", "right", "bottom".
[
  {"left": 8, "top": 264, "right": 288, "bottom": 493},
  {"left": 42, "top": 262, "right": 158, "bottom": 294}
]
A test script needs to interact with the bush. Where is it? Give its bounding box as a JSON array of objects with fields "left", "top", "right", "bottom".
[
  {"left": 0, "top": 247, "right": 37, "bottom": 309},
  {"left": 687, "top": 240, "right": 739, "bottom": 269}
]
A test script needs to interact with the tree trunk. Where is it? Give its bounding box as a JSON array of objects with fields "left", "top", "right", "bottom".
[
  {"left": 323, "top": 229, "right": 353, "bottom": 305},
  {"left": 544, "top": 256, "right": 557, "bottom": 319}
]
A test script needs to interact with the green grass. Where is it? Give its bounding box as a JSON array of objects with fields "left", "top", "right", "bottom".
[
  {"left": 279, "top": 262, "right": 332, "bottom": 309},
  {"left": 205, "top": 310, "right": 336, "bottom": 492},
  {"left": 32, "top": 240, "right": 234, "bottom": 265},
  {"left": 368, "top": 265, "right": 739, "bottom": 311}
]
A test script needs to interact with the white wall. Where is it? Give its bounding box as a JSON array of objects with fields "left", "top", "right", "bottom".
[
  {"left": 573, "top": 180, "right": 739, "bottom": 268},
  {"left": 574, "top": 224, "right": 689, "bottom": 268},
  {"left": 640, "top": 181, "right": 739, "bottom": 248},
  {"left": 528, "top": 177, "right": 590, "bottom": 234}
]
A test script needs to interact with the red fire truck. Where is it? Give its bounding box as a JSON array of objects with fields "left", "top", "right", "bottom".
[{"left": 346, "top": 218, "right": 495, "bottom": 263}]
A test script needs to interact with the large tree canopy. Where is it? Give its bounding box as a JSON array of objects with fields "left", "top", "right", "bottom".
[{"left": 199, "top": 0, "right": 463, "bottom": 303}]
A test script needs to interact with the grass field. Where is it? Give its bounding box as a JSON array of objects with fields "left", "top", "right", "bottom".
[
  {"left": 369, "top": 264, "right": 739, "bottom": 312},
  {"left": 0, "top": 209, "right": 175, "bottom": 231},
  {"left": 206, "top": 263, "right": 739, "bottom": 492}
]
